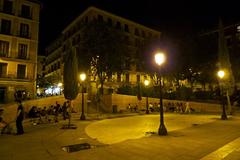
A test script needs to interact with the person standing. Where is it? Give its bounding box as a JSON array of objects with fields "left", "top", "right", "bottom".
[
  {"left": 185, "top": 101, "right": 191, "bottom": 114},
  {"left": 16, "top": 100, "right": 24, "bottom": 135}
]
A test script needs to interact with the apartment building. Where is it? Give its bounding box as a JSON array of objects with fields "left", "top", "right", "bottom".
[
  {"left": 44, "top": 6, "right": 161, "bottom": 94},
  {"left": 0, "top": 0, "right": 40, "bottom": 103}
]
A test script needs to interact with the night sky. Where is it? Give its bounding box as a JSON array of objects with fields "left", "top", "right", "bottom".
[{"left": 39, "top": 0, "right": 240, "bottom": 55}]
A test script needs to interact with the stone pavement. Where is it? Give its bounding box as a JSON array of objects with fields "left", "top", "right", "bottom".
[{"left": 1, "top": 113, "right": 240, "bottom": 160}]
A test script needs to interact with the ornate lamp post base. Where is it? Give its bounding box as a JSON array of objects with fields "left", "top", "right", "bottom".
[
  {"left": 146, "top": 110, "right": 149, "bottom": 114},
  {"left": 221, "top": 114, "right": 227, "bottom": 120},
  {"left": 158, "top": 123, "right": 168, "bottom": 135},
  {"left": 80, "top": 113, "right": 86, "bottom": 120}
]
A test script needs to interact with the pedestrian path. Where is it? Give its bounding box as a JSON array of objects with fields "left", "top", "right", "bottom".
[
  {"left": 200, "top": 137, "right": 240, "bottom": 160},
  {"left": 1, "top": 113, "right": 240, "bottom": 160}
]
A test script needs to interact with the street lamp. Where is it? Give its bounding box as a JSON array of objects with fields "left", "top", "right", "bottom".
[
  {"left": 154, "top": 52, "right": 168, "bottom": 135},
  {"left": 144, "top": 79, "right": 149, "bottom": 114},
  {"left": 58, "top": 82, "right": 63, "bottom": 95},
  {"left": 80, "top": 73, "right": 86, "bottom": 120},
  {"left": 144, "top": 79, "right": 150, "bottom": 114},
  {"left": 217, "top": 70, "right": 227, "bottom": 120}
]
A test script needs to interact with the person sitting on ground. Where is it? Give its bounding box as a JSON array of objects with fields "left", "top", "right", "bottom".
[
  {"left": 40, "top": 107, "right": 48, "bottom": 123},
  {"left": 28, "top": 106, "right": 38, "bottom": 125}
]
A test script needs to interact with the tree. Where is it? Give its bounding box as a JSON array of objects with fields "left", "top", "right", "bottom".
[
  {"left": 63, "top": 48, "right": 79, "bottom": 127},
  {"left": 78, "top": 20, "right": 128, "bottom": 95}
]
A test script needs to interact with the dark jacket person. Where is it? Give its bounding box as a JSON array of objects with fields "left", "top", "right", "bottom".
[{"left": 16, "top": 100, "right": 24, "bottom": 135}]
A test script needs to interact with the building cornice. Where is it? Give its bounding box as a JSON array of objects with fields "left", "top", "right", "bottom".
[{"left": 62, "top": 6, "right": 161, "bottom": 35}]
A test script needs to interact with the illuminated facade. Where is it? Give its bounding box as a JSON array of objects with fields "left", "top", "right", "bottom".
[
  {"left": 44, "top": 6, "right": 161, "bottom": 94},
  {"left": 0, "top": 0, "right": 40, "bottom": 103}
]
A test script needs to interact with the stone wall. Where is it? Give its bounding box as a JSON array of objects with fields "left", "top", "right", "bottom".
[
  {"left": 110, "top": 94, "right": 222, "bottom": 113},
  {"left": 0, "top": 94, "right": 87, "bottom": 123},
  {"left": 0, "top": 93, "right": 223, "bottom": 124}
]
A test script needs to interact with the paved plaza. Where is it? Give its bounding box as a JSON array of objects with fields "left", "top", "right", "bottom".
[{"left": 1, "top": 113, "right": 240, "bottom": 160}]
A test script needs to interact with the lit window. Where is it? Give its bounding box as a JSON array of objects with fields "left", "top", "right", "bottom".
[
  {"left": 237, "top": 26, "right": 240, "bottom": 32},
  {"left": 18, "top": 43, "right": 28, "bottom": 59},
  {"left": 0, "top": 40, "right": 9, "bottom": 57}
]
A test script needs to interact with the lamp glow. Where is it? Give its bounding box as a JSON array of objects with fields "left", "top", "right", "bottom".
[
  {"left": 155, "top": 52, "right": 165, "bottom": 66},
  {"left": 144, "top": 79, "right": 149, "bottom": 86},
  {"left": 58, "top": 82, "right": 63, "bottom": 87},
  {"left": 217, "top": 70, "right": 225, "bottom": 79},
  {"left": 80, "top": 73, "right": 86, "bottom": 81}
]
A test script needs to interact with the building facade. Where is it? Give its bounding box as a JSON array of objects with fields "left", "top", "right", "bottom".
[
  {"left": 44, "top": 6, "right": 161, "bottom": 95},
  {"left": 0, "top": 0, "right": 40, "bottom": 103}
]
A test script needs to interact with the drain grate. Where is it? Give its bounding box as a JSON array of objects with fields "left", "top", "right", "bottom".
[
  {"left": 61, "top": 124, "right": 77, "bottom": 129},
  {"left": 62, "top": 143, "right": 91, "bottom": 152},
  {"left": 145, "top": 131, "right": 156, "bottom": 135}
]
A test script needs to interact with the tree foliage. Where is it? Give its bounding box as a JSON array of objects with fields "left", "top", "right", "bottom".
[
  {"left": 78, "top": 20, "right": 129, "bottom": 94},
  {"left": 63, "top": 48, "right": 79, "bottom": 100}
]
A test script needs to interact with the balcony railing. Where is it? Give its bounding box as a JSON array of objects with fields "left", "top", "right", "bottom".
[
  {"left": 0, "top": 53, "right": 8, "bottom": 58},
  {"left": 0, "top": 73, "right": 32, "bottom": 81},
  {"left": 18, "top": 13, "right": 32, "bottom": 20}
]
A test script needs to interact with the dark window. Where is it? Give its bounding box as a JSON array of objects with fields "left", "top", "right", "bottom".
[
  {"left": 85, "top": 16, "right": 88, "bottom": 23},
  {"left": 107, "top": 18, "right": 112, "bottom": 26},
  {"left": 57, "top": 61, "right": 60, "bottom": 69},
  {"left": 125, "top": 60, "right": 130, "bottom": 70},
  {"left": 124, "top": 36, "right": 129, "bottom": 44},
  {"left": 20, "top": 23, "right": 29, "bottom": 38},
  {"left": 21, "top": 5, "right": 31, "bottom": 18},
  {"left": 117, "top": 73, "right": 121, "bottom": 82},
  {"left": 3, "top": 0, "right": 13, "bottom": 14},
  {"left": 142, "top": 31, "right": 146, "bottom": 38},
  {"left": 124, "top": 24, "right": 129, "bottom": 32},
  {"left": 116, "top": 21, "right": 121, "bottom": 29},
  {"left": 0, "top": 63, "right": 7, "bottom": 78},
  {"left": 135, "top": 38, "right": 140, "bottom": 46},
  {"left": 18, "top": 44, "right": 28, "bottom": 59},
  {"left": 77, "top": 34, "right": 81, "bottom": 42},
  {"left": 126, "top": 73, "right": 129, "bottom": 83},
  {"left": 135, "top": 28, "right": 139, "bottom": 36},
  {"left": 98, "top": 15, "right": 103, "bottom": 21},
  {"left": 1, "top": 19, "right": 11, "bottom": 34},
  {"left": 0, "top": 40, "right": 9, "bottom": 57},
  {"left": 149, "top": 32, "right": 152, "bottom": 38},
  {"left": 17, "top": 64, "right": 26, "bottom": 79},
  {"left": 54, "top": 63, "right": 57, "bottom": 70},
  {"left": 137, "top": 75, "right": 140, "bottom": 82}
]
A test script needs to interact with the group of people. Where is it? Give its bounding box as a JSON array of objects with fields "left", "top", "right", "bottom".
[
  {"left": 28, "top": 101, "right": 73, "bottom": 125},
  {"left": 148, "top": 101, "right": 194, "bottom": 113},
  {"left": 0, "top": 100, "right": 74, "bottom": 136},
  {"left": 127, "top": 104, "right": 139, "bottom": 112}
]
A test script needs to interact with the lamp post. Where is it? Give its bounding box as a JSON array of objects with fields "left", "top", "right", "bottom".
[
  {"left": 80, "top": 73, "right": 86, "bottom": 120},
  {"left": 155, "top": 52, "right": 168, "bottom": 135},
  {"left": 144, "top": 79, "right": 150, "bottom": 114},
  {"left": 217, "top": 70, "right": 227, "bottom": 120}
]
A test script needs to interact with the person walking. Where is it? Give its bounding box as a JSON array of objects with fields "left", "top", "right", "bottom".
[
  {"left": 16, "top": 100, "right": 24, "bottom": 135},
  {"left": 185, "top": 101, "right": 191, "bottom": 114}
]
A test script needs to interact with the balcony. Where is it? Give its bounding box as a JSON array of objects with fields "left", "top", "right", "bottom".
[
  {"left": 18, "top": 34, "right": 31, "bottom": 39},
  {"left": 0, "top": 74, "right": 32, "bottom": 81},
  {"left": 0, "top": 9, "right": 14, "bottom": 15},
  {"left": 0, "top": 53, "right": 8, "bottom": 58},
  {"left": 18, "top": 13, "right": 32, "bottom": 20},
  {"left": 17, "top": 55, "right": 27, "bottom": 60}
]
